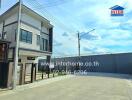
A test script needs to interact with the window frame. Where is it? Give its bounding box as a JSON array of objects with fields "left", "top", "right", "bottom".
[
  {"left": 37, "top": 35, "right": 40, "bottom": 45},
  {"left": 41, "top": 38, "right": 48, "bottom": 51},
  {"left": 20, "top": 29, "right": 32, "bottom": 44}
]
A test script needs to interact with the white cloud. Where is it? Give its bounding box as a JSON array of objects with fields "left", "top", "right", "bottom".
[{"left": 47, "top": 0, "right": 132, "bottom": 56}]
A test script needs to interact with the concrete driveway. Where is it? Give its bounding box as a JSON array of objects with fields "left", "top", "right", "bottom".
[{"left": 0, "top": 74, "right": 132, "bottom": 100}]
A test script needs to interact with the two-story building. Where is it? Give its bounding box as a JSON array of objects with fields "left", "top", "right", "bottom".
[{"left": 0, "top": 2, "right": 53, "bottom": 86}]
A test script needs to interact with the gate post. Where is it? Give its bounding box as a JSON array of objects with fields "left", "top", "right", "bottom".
[
  {"left": 31, "top": 63, "right": 36, "bottom": 83},
  {"left": 46, "top": 56, "right": 51, "bottom": 78}
]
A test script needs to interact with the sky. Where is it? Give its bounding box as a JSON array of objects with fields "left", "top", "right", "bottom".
[{"left": 0, "top": 0, "right": 132, "bottom": 57}]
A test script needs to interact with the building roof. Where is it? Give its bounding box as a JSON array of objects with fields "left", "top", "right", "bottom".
[
  {"left": 110, "top": 5, "right": 124, "bottom": 10},
  {"left": 0, "top": 2, "right": 53, "bottom": 27}
]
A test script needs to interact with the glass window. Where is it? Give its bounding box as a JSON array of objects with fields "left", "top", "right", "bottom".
[
  {"left": 37, "top": 35, "right": 40, "bottom": 45},
  {"left": 41, "top": 38, "right": 48, "bottom": 51},
  {"left": 27, "top": 32, "right": 32, "bottom": 44},
  {"left": 45, "top": 39, "right": 48, "bottom": 51},
  {"left": 20, "top": 29, "right": 32, "bottom": 44}
]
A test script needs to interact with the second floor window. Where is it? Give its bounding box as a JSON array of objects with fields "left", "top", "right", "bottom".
[
  {"left": 20, "top": 29, "right": 32, "bottom": 44},
  {"left": 37, "top": 35, "right": 40, "bottom": 45},
  {"left": 41, "top": 38, "right": 48, "bottom": 51}
]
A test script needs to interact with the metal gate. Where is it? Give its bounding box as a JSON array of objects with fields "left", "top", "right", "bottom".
[
  {"left": 0, "top": 40, "right": 10, "bottom": 88},
  {"left": 0, "top": 62, "right": 9, "bottom": 88}
]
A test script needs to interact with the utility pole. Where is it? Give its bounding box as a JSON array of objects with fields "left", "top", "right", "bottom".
[
  {"left": 12, "top": 0, "right": 22, "bottom": 89},
  {"left": 77, "top": 29, "right": 95, "bottom": 70},
  {"left": 78, "top": 32, "right": 80, "bottom": 57},
  {"left": 77, "top": 32, "right": 81, "bottom": 70}
]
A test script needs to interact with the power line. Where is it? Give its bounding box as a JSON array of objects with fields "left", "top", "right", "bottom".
[
  {"left": 31, "top": 0, "right": 69, "bottom": 9},
  {"left": 24, "top": 0, "right": 98, "bottom": 56},
  {"left": 25, "top": 0, "right": 77, "bottom": 56},
  {"left": 25, "top": 0, "right": 94, "bottom": 38},
  {"left": 25, "top": 0, "right": 80, "bottom": 56},
  {"left": 25, "top": 0, "right": 75, "bottom": 33}
]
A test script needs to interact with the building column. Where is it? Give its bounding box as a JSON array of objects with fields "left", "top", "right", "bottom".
[{"left": 49, "top": 28, "right": 53, "bottom": 52}]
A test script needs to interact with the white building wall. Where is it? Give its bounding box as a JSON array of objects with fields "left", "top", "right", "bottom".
[
  {"left": 19, "top": 23, "right": 40, "bottom": 50},
  {"left": 21, "top": 13, "right": 41, "bottom": 30},
  {"left": 0, "top": 13, "right": 17, "bottom": 46},
  {"left": 19, "top": 56, "right": 36, "bottom": 64},
  {"left": 20, "top": 12, "right": 50, "bottom": 51},
  {"left": 0, "top": 23, "right": 3, "bottom": 37},
  {"left": 4, "top": 13, "right": 18, "bottom": 25},
  {"left": 42, "top": 26, "right": 49, "bottom": 34}
]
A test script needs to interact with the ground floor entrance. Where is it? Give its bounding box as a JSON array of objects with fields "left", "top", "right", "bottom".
[{"left": 17, "top": 55, "right": 51, "bottom": 85}]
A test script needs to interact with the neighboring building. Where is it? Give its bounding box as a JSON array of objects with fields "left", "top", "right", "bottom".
[{"left": 0, "top": 2, "right": 53, "bottom": 85}]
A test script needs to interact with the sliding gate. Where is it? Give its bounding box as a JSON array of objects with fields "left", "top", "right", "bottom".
[{"left": 0, "top": 40, "right": 10, "bottom": 88}]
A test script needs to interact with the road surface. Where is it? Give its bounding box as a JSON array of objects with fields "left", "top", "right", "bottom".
[{"left": 0, "top": 74, "right": 132, "bottom": 100}]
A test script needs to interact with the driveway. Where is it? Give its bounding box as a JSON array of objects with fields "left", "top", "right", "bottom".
[{"left": 0, "top": 74, "right": 132, "bottom": 100}]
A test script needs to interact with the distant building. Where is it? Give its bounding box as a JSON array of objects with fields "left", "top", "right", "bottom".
[{"left": 0, "top": 2, "right": 53, "bottom": 85}]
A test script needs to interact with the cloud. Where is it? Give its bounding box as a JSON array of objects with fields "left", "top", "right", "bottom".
[
  {"left": 34, "top": 0, "right": 132, "bottom": 56},
  {"left": 119, "top": 22, "right": 132, "bottom": 30},
  {"left": 80, "top": 31, "right": 100, "bottom": 40},
  {"left": 53, "top": 40, "right": 62, "bottom": 46},
  {"left": 83, "top": 47, "right": 110, "bottom": 54},
  {"left": 83, "top": 47, "right": 97, "bottom": 53},
  {"left": 62, "top": 32, "right": 69, "bottom": 37}
]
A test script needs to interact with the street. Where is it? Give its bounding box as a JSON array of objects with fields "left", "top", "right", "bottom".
[{"left": 0, "top": 74, "right": 132, "bottom": 100}]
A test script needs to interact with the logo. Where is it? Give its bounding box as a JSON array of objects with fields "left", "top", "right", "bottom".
[{"left": 110, "top": 5, "right": 124, "bottom": 16}]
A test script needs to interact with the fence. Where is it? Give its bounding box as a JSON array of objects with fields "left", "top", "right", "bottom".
[{"left": 39, "top": 53, "right": 132, "bottom": 74}]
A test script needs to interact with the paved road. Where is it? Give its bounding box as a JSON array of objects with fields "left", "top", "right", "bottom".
[{"left": 0, "top": 74, "right": 132, "bottom": 100}]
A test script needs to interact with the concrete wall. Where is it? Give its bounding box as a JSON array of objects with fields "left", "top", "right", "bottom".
[
  {"left": 4, "top": 23, "right": 17, "bottom": 47},
  {"left": 21, "top": 13, "right": 41, "bottom": 30},
  {"left": 0, "top": 23, "right": 3, "bottom": 34},
  {"left": 4, "top": 13, "right": 17, "bottom": 25},
  {"left": 42, "top": 26, "right": 49, "bottom": 34},
  {"left": 0, "top": 13, "right": 17, "bottom": 40},
  {"left": 39, "top": 53, "right": 132, "bottom": 74}
]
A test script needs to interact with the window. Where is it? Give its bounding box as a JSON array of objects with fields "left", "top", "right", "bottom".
[
  {"left": 41, "top": 38, "right": 48, "bottom": 51},
  {"left": 37, "top": 35, "right": 40, "bottom": 45},
  {"left": 20, "top": 29, "right": 32, "bottom": 44}
]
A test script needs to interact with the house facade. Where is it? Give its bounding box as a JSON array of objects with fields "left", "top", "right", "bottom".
[{"left": 0, "top": 2, "right": 53, "bottom": 86}]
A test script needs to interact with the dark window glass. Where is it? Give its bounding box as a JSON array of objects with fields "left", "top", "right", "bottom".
[
  {"left": 41, "top": 38, "right": 48, "bottom": 51},
  {"left": 45, "top": 39, "right": 48, "bottom": 51},
  {"left": 27, "top": 32, "right": 32, "bottom": 43},
  {"left": 37, "top": 35, "right": 40, "bottom": 45},
  {"left": 20, "top": 29, "right": 32, "bottom": 44}
]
